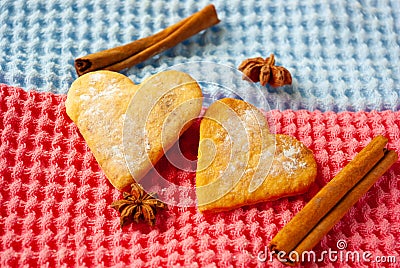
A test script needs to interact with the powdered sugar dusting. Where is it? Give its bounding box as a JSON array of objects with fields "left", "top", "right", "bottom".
[
  {"left": 76, "top": 77, "right": 132, "bottom": 169},
  {"left": 80, "top": 95, "right": 90, "bottom": 101},
  {"left": 89, "top": 72, "right": 105, "bottom": 84},
  {"left": 269, "top": 139, "right": 308, "bottom": 177},
  {"left": 283, "top": 146, "right": 300, "bottom": 158}
]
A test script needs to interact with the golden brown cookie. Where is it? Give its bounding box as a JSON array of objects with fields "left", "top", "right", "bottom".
[
  {"left": 196, "top": 98, "right": 317, "bottom": 213},
  {"left": 66, "top": 70, "right": 203, "bottom": 190}
]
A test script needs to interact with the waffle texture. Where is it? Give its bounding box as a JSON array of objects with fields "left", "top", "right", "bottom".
[
  {"left": 0, "top": 84, "right": 399, "bottom": 267},
  {"left": 1, "top": 0, "right": 400, "bottom": 112}
]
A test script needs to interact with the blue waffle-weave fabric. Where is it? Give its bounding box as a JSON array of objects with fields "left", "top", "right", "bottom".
[{"left": 0, "top": 0, "right": 399, "bottom": 112}]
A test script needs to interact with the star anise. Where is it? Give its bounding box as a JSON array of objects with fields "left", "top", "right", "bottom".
[
  {"left": 111, "top": 183, "right": 166, "bottom": 227},
  {"left": 238, "top": 54, "right": 292, "bottom": 87}
]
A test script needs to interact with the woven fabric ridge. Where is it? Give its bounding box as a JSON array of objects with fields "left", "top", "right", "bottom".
[
  {"left": 0, "top": 84, "right": 399, "bottom": 267},
  {"left": 1, "top": 0, "right": 400, "bottom": 112}
]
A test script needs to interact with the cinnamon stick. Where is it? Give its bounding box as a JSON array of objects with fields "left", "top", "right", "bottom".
[
  {"left": 268, "top": 135, "right": 398, "bottom": 265},
  {"left": 293, "top": 150, "right": 398, "bottom": 256},
  {"left": 74, "top": 4, "right": 220, "bottom": 76}
]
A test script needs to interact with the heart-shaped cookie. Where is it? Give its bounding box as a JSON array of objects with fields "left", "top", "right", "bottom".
[
  {"left": 65, "top": 70, "right": 203, "bottom": 190},
  {"left": 196, "top": 98, "right": 317, "bottom": 213}
]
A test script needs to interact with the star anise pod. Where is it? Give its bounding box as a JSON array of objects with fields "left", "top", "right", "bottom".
[
  {"left": 111, "top": 183, "right": 166, "bottom": 227},
  {"left": 238, "top": 54, "right": 292, "bottom": 87}
]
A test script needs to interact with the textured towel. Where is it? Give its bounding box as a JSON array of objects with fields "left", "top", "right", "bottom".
[
  {"left": 0, "top": 84, "right": 399, "bottom": 267},
  {"left": 1, "top": 0, "right": 400, "bottom": 112}
]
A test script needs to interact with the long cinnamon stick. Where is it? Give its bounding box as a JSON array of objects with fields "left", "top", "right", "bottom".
[
  {"left": 268, "top": 135, "right": 398, "bottom": 264},
  {"left": 74, "top": 4, "right": 220, "bottom": 76},
  {"left": 293, "top": 150, "right": 398, "bottom": 257}
]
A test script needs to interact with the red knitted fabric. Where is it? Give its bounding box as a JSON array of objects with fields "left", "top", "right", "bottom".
[{"left": 0, "top": 84, "right": 399, "bottom": 267}]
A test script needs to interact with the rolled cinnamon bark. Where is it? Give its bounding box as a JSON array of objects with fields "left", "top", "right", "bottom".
[
  {"left": 292, "top": 150, "right": 398, "bottom": 257},
  {"left": 75, "top": 4, "right": 220, "bottom": 76},
  {"left": 268, "top": 135, "right": 397, "bottom": 264}
]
